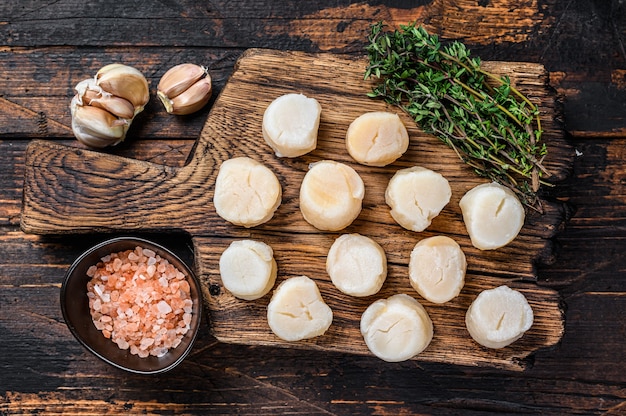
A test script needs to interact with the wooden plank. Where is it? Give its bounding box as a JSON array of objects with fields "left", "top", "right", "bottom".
[
  {"left": 20, "top": 49, "right": 572, "bottom": 369},
  {"left": 1, "top": 230, "right": 624, "bottom": 414},
  {"left": 1, "top": 0, "right": 624, "bottom": 141}
]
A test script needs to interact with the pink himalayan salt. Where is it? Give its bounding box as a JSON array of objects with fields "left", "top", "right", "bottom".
[{"left": 86, "top": 246, "right": 193, "bottom": 358}]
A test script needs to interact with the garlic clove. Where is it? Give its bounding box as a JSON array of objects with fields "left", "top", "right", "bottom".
[
  {"left": 95, "top": 63, "right": 150, "bottom": 113},
  {"left": 75, "top": 78, "right": 134, "bottom": 119},
  {"left": 81, "top": 88, "right": 135, "bottom": 120},
  {"left": 71, "top": 96, "right": 129, "bottom": 148},
  {"left": 159, "top": 77, "right": 212, "bottom": 115},
  {"left": 157, "top": 63, "right": 208, "bottom": 99}
]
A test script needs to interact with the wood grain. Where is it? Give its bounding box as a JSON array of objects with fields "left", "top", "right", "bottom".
[{"left": 21, "top": 49, "right": 572, "bottom": 370}]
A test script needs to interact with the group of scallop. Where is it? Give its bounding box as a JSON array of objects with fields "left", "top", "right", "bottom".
[{"left": 214, "top": 93, "right": 534, "bottom": 362}]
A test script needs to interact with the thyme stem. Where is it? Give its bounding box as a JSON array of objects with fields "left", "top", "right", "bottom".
[{"left": 365, "top": 22, "right": 552, "bottom": 211}]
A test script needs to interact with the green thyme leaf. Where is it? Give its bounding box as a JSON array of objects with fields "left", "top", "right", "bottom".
[{"left": 365, "top": 22, "right": 552, "bottom": 211}]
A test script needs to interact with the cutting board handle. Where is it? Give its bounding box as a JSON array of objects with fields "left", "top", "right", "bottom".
[{"left": 20, "top": 139, "right": 215, "bottom": 234}]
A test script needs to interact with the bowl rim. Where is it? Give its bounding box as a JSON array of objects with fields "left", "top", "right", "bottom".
[{"left": 60, "top": 236, "right": 203, "bottom": 375}]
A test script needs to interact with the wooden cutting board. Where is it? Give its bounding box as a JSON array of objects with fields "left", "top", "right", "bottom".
[{"left": 21, "top": 49, "right": 572, "bottom": 370}]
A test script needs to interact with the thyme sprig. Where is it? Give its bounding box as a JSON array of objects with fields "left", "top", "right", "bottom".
[{"left": 364, "top": 22, "right": 552, "bottom": 211}]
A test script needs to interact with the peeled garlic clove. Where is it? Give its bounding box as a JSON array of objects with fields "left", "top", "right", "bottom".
[
  {"left": 157, "top": 63, "right": 208, "bottom": 99},
  {"left": 299, "top": 160, "right": 365, "bottom": 231},
  {"left": 267, "top": 275, "right": 333, "bottom": 341},
  {"left": 409, "top": 236, "right": 466, "bottom": 304},
  {"left": 71, "top": 95, "right": 129, "bottom": 148},
  {"left": 95, "top": 63, "right": 150, "bottom": 113},
  {"left": 465, "top": 285, "right": 534, "bottom": 349},
  {"left": 326, "top": 233, "right": 387, "bottom": 297},
  {"left": 346, "top": 111, "right": 409, "bottom": 167},
  {"left": 385, "top": 166, "right": 451, "bottom": 232},
  {"left": 459, "top": 182, "right": 525, "bottom": 250},
  {"left": 161, "top": 77, "right": 212, "bottom": 115},
  {"left": 219, "top": 240, "right": 277, "bottom": 300},
  {"left": 360, "top": 294, "right": 433, "bottom": 362},
  {"left": 213, "top": 157, "right": 282, "bottom": 227},
  {"left": 262, "top": 93, "right": 322, "bottom": 158}
]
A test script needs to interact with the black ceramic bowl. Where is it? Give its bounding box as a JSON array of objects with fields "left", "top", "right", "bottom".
[{"left": 60, "top": 237, "right": 203, "bottom": 374}]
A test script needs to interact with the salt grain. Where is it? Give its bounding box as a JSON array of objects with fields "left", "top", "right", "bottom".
[
  {"left": 157, "top": 300, "right": 172, "bottom": 315},
  {"left": 86, "top": 246, "right": 193, "bottom": 358}
]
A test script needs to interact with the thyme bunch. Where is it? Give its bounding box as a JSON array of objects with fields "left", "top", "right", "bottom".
[{"left": 365, "top": 22, "right": 551, "bottom": 211}]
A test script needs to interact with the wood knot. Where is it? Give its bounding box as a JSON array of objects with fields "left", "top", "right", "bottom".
[{"left": 209, "top": 284, "right": 221, "bottom": 296}]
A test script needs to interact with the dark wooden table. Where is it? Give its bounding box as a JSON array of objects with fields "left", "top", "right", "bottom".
[{"left": 2, "top": 1, "right": 625, "bottom": 414}]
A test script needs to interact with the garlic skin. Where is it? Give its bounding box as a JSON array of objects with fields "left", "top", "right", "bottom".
[
  {"left": 157, "top": 63, "right": 212, "bottom": 115},
  {"left": 70, "top": 64, "right": 149, "bottom": 148}
]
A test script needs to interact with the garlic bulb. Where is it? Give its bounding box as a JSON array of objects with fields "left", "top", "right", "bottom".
[
  {"left": 70, "top": 64, "right": 149, "bottom": 148},
  {"left": 157, "top": 63, "right": 212, "bottom": 115}
]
